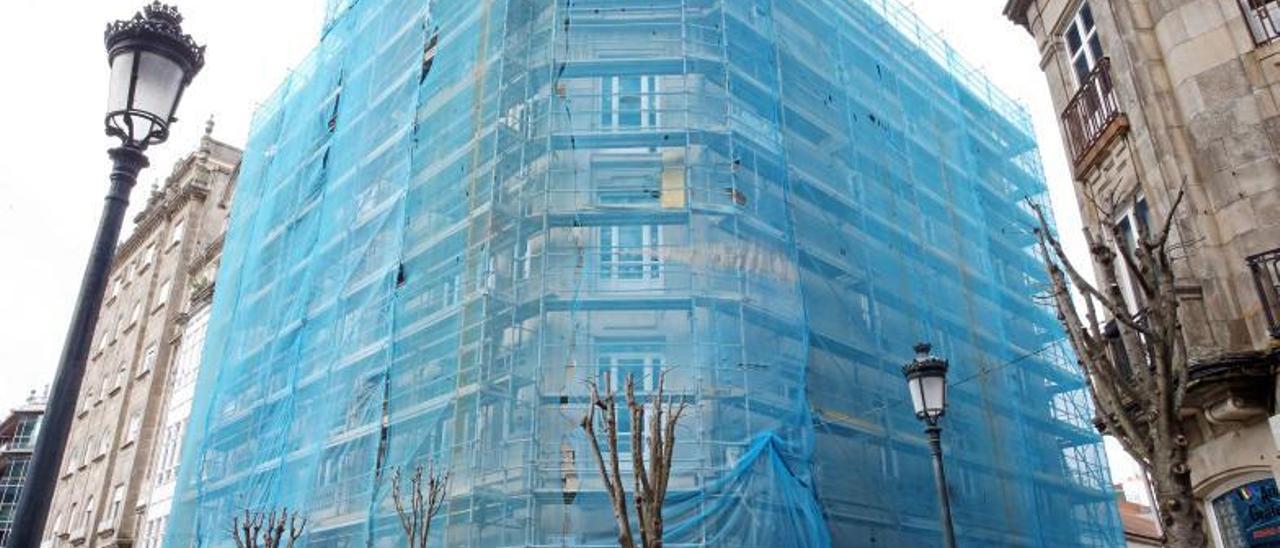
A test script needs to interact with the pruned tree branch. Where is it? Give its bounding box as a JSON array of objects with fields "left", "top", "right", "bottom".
[
  {"left": 391, "top": 461, "right": 449, "bottom": 548},
  {"left": 583, "top": 371, "right": 686, "bottom": 547},
  {"left": 228, "top": 507, "right": 306, "bottom": 548},
  {"left": 1026, "top": 191, "right": 1204, "bottom": 547}
]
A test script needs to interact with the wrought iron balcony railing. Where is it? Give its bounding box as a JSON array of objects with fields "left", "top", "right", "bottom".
[
  {"left": 1061, "top": 57, "right": 1123, "bottom": 169},
  {"left": 1247, "top": 248, "right": 1280, "bottom": 339},
  {"left": 1239, "top": 0, "right": 1280, "bottom": 45}
]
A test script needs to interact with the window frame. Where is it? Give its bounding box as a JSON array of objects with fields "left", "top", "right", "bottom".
[
  {"left": 598, "top": 224, "right": 664, "bottom": 286},
  {"left": 1204, "top": 470, "right": 1280, "bottom": 548},
  {"left": 601, "top": 75, "right": 661, "bottom": 130},
  {"left": 1064, "top": 1, "right": 1104, "bottom": 88}
]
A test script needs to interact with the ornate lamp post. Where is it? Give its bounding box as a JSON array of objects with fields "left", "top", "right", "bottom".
[
  {"left": 903, "top": 342, "right": 957, "bottom": 548},
  {"left": 6, "top": 4, "right": 203, "bottom": 546}
]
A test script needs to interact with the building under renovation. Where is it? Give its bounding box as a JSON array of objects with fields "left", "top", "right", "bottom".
[{"left": 166, "top": 0, "right": 1124, "bottom": 546}]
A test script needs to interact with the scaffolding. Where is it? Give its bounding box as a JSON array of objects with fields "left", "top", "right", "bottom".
[{"left": 166, "top": 0, "right": 1124, "bottom": 546}]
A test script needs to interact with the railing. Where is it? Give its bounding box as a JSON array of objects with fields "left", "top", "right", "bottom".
[
  {"left": 1247, "top": 248, "right": 1280, "bottom": 339},
  {"left": 1061, "top": 57, "right": 1122, "bottom": 165},
  {"left": 1239, "top": 0, "right": 1280, "bottom": 45}
]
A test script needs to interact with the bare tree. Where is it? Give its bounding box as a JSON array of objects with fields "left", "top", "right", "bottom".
[
  {"left": 581, "top": 371, "right": 687, "bottom": 548},
  {"left": 229, "top": 507, "right": 307, "bottom": 548},
  {"left": 390, "top": 462, "right": 449, "bottom": 548},
  {"left": 1030, "top": 189, "right": 1206, "bottom": 547}
]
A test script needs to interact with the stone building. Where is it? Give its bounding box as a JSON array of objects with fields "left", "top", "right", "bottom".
[
  {"left": 134, "top": 222, "right": 224, "bottom": 548},
  {"left": 41, "top": 124, "right": 240, "bottom": 546},
  {"left": 1002, "top": 0, "right": 1280, "bottom": 545},
  {"left": 1, "top": 389, "right": 47, "bottom": 545}
]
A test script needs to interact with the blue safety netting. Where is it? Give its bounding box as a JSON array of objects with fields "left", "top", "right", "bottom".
[{"left": 166, "top": 0, "right": 1124, "bottom": 546}]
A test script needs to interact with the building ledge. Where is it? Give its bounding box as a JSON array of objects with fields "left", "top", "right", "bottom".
[
  {"left": 1183, "top": 347, "right": 1279, "bottom": 421},
  {"left": 1002, "top": 0, "right": 1032, "bottom": 31},
  {"left": 1072, "top": 113, "right": 1129, "bottom": 178}
]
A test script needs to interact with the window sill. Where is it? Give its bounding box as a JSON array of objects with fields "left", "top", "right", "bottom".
[
  {"left": 92, "top": 453, "right": 106, "bottom": 463},
  {"left": 77, "top": 407, "right": 89, "bottom": 419},
  {"left": 136, "top": 369, "right": 152, "bottom": 380},
  {"left": 108, "top": 385, "right": 122, "bottom": 396},
  {"left": 120, "top": 439, "right": 135, "bottom": 450},
  {"left": 123, "top": 323, "right": 137, "bottom": 334},
  {"left": 95, "top": 525, "right": 116, "bottom": 538}
]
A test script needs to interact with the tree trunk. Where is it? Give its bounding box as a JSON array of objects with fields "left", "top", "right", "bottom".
[{"left": 1152, "top": 451, "right": 1207, "bottom": 547}]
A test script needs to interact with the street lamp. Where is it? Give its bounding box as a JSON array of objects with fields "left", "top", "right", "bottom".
[
  {"left": 903, "top": 342, "right": 957, "bottom": 548},
  {"left": 6, "top": 4, "right": 203, "bottom": 546}
]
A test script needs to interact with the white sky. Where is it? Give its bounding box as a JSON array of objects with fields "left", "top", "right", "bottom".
[{"left": 0, "top": 0, "right": 1132, "bottom": 485}]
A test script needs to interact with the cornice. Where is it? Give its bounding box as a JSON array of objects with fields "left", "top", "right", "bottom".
[
  {"left": 1003, "top": 0, "right": 1032, "bottom": 31},
  {"left": 113, "top": 149, "right": 235, "bottom": 264}
]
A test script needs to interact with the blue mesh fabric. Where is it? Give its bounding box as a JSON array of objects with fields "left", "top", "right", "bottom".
[{"left": 165, "top": 0, "right": 1124, "bottom": 546}]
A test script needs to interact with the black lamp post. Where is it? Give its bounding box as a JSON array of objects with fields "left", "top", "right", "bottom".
[
  {"left": 903, "top": 342, "right": 957, "bottom": 548},
  {"left": 6, "top": 4, "right": 203, "bottom": 546}
]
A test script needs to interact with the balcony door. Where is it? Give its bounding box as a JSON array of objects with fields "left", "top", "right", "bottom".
[{"left": 1066, "top": 2, "right": 1104, "bottom": 87}]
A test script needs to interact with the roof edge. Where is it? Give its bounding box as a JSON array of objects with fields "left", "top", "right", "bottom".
[{"left": 1003, "top": 0, "right": 1033, "bottom": 32}]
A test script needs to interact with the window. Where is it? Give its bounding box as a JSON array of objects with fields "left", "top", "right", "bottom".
[
  {"left": 114, "top": 363, "right": 127, "bottom": 390},
  {"left": 64, "top": 443, "right": 78, "bottom": 474},
  {"left": 52, "top": 511, "right": 65, "bottom": 536},
  {"left": 105, "top": 485, "right": 124, "bottom": 528},
  {"left": 142, "top": 242, "right": 157, "bottom": 270},
  {"left": 128, "top": 303, "right": 142, "bottom": 327},
  {"left": 68, "top": 502, "right": 78, "bottom": 534},
  {"left": 82, "top": 436, "right": 92, "bottom": 466},
  {"left": 1207, "top": 474, "right": 1280, "bottom": 547},
  {"left": 81, "top": 495, "right": 93, "bottom": 533},
  {"left": 1065, "top": 2, "right": 1104, "bottom": 86},
  {"left": 1113, "top": 196, "right": 1150, "bottom": 312},
  {"left": 1239, "top": 0, "right": 1280, "bottom": 45},
  {"left": 601, "top": 75, "right": 660, "bottom": 129},
  {"left": 81, "top": 386, "right": 95, "bottom": 412},
  {"left": 126, "top": 412, "right": 141, "bottom": 444},
  {"left": 140, "top": 343, "right": 158, "bottom": 375},
  {"left": 99, "top": 372, "right": 111, "bottom": 399},
  {"left": 97, "top": 321, "right": 111, "bottom": 351},
  {"left": 594, "top": 339, "right": 667, "bottom": 452},
  {"left": 169, "top": 219, "right": 185, "bottom": 247},
  {"left": 154, "top": 279, "right": 171, "bottom": 310},
  {"left": 599, "top": 225, "right": 663, "bottom": 282},
  {"left": 110, "top": 277, "right": 122, "bottom": 300}
]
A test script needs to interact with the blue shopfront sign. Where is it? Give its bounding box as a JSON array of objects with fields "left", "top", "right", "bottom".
[{"left": 1213, "top": 477, "right": 1280, "bottom": 547}]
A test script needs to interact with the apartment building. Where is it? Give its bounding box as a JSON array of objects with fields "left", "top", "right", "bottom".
[
  {"left": 135, "top": 229, "right": 223, "bottom": 548},
  {"left": 162, "top": 0, "right": 1121, "bottom": 545},
  {"left": 1, "top": 389, "right": 47, "bottom": 545},
  {"left": 41, "top": 125, "right": 239, "bottom": 546},
  {"left": 1002, "top": 1, "right": 1280, "bottom": 545}
]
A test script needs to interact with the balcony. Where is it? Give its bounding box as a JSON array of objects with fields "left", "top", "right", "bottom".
[
  {"left": 1061, "top": 57, "right": 1127, "bottom": 175},
  {"left": 1248, "top": 248, "right": 1280, "bottom": 339},
  {"left": 1239, "top": 0, "right": 1280, "bottom": 46}
]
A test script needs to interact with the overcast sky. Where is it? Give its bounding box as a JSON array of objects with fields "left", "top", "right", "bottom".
[{"left": 0, "top": 0, "right": 1120, "bottom": 478}]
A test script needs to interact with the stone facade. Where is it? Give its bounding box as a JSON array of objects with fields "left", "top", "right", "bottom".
[
  {"left": 41, "top": 128, "right": 240, "bottom": 547},
  {"left": 1004, "top": 0, "right": 1280, "bottom": 545}
]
